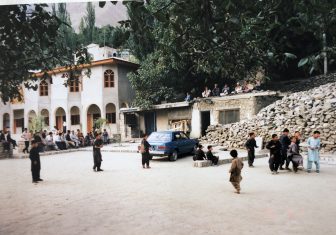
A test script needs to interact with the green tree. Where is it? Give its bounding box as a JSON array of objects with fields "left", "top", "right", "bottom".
[
  {"left": 0, "top": 4, "right": 91, "bottom": 103},
  {"left": 84, "top": 2, "right": 96, "bottom": 44}
]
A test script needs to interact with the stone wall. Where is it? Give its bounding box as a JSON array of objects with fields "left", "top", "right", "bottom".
[{"left": 201, "top": 82, "right": 336, "bottom": 153}]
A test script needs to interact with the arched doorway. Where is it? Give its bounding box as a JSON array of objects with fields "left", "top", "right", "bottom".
[
  {"left": 41, "top": 109, "right": 49, "bottom": 128},
  {"left": 87, "top": 104, "right": 101, "bottom": 132},
  {"left": 3, "top": 113, "right": 10, "bottom": 131},
  {"left": 28, "top": 110, "right": 37, "bottom": 131},
  {"left": 70, "top": 106, "right": 80, "bottom": 128},
  {"left": 106, "top": 103, "right": 116, "bottom": 124},
  {"left": 55, "top": 107, "right": 66, "bottom": 132}
]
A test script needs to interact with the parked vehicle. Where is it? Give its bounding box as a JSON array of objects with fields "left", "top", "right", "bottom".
[{"left": 146, "top": 131, "right": 198, "bottom": 161}]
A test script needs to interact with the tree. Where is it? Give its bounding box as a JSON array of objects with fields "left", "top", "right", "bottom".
[
  {"left": 84, "top": 2, "right": 96, "bottom": 44},
  {"left": 105, "top": 0, "right": 336, "bottom": 108},
  {"left": 0, "top": 4, "right": 91, "bottom": 103}
]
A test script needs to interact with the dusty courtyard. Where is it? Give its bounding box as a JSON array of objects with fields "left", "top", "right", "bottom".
[{"left": 0, "top": 151, "right": 335, "bottom": 235}]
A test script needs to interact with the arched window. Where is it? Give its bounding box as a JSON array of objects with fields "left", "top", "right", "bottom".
[
  {"left": 39, "top": 81, "right": 48, "bottom": 96},
  {"left": 104, "top": 69, "right": 114, "bottom": 88}
]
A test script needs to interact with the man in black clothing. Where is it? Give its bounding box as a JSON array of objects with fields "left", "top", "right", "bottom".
[
  {"left": 93, "top": 133, "right": 104, "bottom": 171},
  {"left": 266, "top": 134, "right": 282, "bottom": 174},
  {"left": 245, "top": 132, "right": 258, "bottom": 167},
  {"left": 279, "top": 128, "right": 291, "bottom": 170},
  {"left": 195, "top": 144, "right": 206, "bottom": 161},
  {"left": 29, "top": 140, "right": 43, "bottom": 183},
  {"left": 140, "top": 133, "right": 151, "bottom": 168},
  {"left": 206, "top": 145, "right": 219, "bottom": 165}
]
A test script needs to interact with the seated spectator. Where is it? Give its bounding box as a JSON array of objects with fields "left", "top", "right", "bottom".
[
  {"left": 202, "top": 86, "right": 211, "bottom": 98},
  {"left": 46, "top": 132, "right": 57, "bottom": 151},
  {"left": 84, "top": 133, "right": 92, "bottom": 146},
  {"left": 234, "top": 82, "right": 242, "bottom": 94},
  {"left": 102, "top": 129, "right": 110, "bottom": 144},
  {"left": 0, "top": 130, "right": 5, "bottom": 142},
  {"left": 70, "top": 130, "right": 81, "bottom": 147},
  {"left": 55, "top": 133, "right": 67, "bottom": 150},
  {"left": 6, "top": 131, "right": 17, "bottom": 149},
  {"left": 212, "top": 84, "right": 220, "bottom": 96},
  {"left": 194, "top": 144, "right": 206, "bottom": 161},
  {"left": 1, "top": 130, "right": 10, "bottom": 151},
  {"left": 65, "top": 130, "right": 76, "bottom": 148},
  {"left": 220, "top": 84, "right": 230, "bottom": 96},
  {"left": 206, "top": 145, "right": 219, "bottom": 165},
  {"left": 254, "top": 80, "right": 262, "bottom": 91},
  {"left": 77, "top": 129, "right": 85, "bottom": 146},
  {"left": 242, "top": 81, "right": 252, "bottom": 93},
  {"left": 185, "top": 92, "right": 192, "bottom": 102}
]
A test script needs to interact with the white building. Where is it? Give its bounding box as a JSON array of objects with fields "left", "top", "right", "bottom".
[{"left": 0, "top": 44, "right": 138, "bottom": 138}]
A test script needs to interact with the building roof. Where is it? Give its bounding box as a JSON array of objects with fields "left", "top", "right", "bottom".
[
  {"left": 120, "top": 101, "right": 192, "bottom": 113},
  {"left": 34, "top": 57, "right": 138, "bottom": 78}
]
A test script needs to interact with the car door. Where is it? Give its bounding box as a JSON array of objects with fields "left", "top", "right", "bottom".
[
  {"left": 180, "top": 132, "right": 193, "bottom": 153},
  {"left": 173, "top": 132, "right": 185, "bottom": 153}
]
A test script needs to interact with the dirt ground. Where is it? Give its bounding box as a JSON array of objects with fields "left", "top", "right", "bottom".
[{"left": 0, "top": 151, "right": 335, "bottom": 235}]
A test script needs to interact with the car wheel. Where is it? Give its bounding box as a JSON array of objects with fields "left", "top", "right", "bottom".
[{"left": 169, "top": 150, "right": 178, "bottom": 161}]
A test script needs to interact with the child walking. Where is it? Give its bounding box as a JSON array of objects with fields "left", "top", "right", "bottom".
[{"left": 229, "top": 150, "right": 244, "bottom": 194}]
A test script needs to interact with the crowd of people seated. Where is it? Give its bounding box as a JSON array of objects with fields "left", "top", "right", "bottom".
[
  {"left": 0, "top": 126, "right": 111, "bottom": 154},
  {"left": 185, "top": 80, "right": 263, "bottom": 101}
]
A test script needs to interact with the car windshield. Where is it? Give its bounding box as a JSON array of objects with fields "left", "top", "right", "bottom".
[{"left": 147, "top": 132, "right": 171, "bottom": 142}]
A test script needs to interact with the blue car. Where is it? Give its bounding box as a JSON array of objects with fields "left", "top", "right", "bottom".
[{"left": 147, "top": 131, "right": 199, "bottom": 161}]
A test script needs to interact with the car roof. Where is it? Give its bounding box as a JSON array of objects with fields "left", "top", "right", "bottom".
[{"left": 151, "top": 131, "right": 182, "bottom": 134}]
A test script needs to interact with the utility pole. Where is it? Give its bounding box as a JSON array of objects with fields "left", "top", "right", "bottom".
[{"left": 323, "top": 33, "right": 328, "bottom": 75}]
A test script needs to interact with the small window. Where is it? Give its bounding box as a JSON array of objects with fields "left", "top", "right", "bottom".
[
  {"left": 71, "top": 115, "right": 80, "bottom": 125},
  {"left": 39, "top": 81, "right": 48, "bottom": 96},
  {"left": 104, "top": 69, "right": 114, "bottom": 88},
  {"left": 69, "top": 80, "right": 80, "bottom": 92},
  {"left": 219, "top": 109, "right": 240, "bottom": 125},
  {"left": 106, "top": 113, "right": 116, "bottom": 124}
]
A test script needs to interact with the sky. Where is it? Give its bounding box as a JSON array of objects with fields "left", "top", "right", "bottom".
[{"left": 62, "top": 2, "right": 128, "bottom": 31}]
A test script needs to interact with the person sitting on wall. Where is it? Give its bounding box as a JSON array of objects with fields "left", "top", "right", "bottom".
[
  {"left": 220, "top": 84, "right": 230, "bottom": 96},
  {"left": 65, "top": 130, "right": 76, "bottom": 148},
  {"left": 234, "top": 82, "right": 242, "bottom": 94},
  {"left": 202, "top": 86, "right": 211, "bottom": 98},
  {"left": 102, "top": 129, "right": 110, "bottom": 145},
  {"left": 84, "top": 133, "right": 93, "bottom": 146},
  {"left": 185, "top": 92, "right": 192, "bottom": 102},
  {"left": 46, "top": 132, "right": 57, "bottom": 151},
  {"left": 254, "top": 80, "right": 262, "bottom": 91},
  {"left": 206, "top": 145, "right": 219, "bottom": 165},
  {"left": 6, "top": 131, "right": 17, "bottom": 149},
  {"left": 70, "top": 130, "right": 81, "bottom": 147},
  {"left": 77, "top": 129, "right": 85, "bottom": 146},
  {"left": 55, "top": 132, "right": 67, "bottom": 150},
  {"left": 212, "top": 84, "right": 220, "bottom": 97},
  {"left": 242, "top": 81, "right": 252, "bottom": 93},
  {"left": 194, "top": 144, "right": 207, "bottom": 161}
]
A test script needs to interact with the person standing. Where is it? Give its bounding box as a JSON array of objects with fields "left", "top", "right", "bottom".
[
  {"left": 29, "top": 140, "right": 43, "bottom": 183},
  {"left": 102, "top": 129, "right": 109, "bottom": 144},
  {"left": 245, "top": 132, "right": 258, "bottom": 167},
  {"left": 206, "top": 145, "right": 219, "bottom": 165},
  {"left": 21, "top": 128, "right": 31, "bottom": 153},
  {"left": 266, "top": 134, "right": 282, "bottom": 174},
  {"left": 140, "top": 133, "right": 151, "bottom": 169},
  {"left": 279, "top": 128, "right": 291, "bottom": 170},
  {"left": 287, "top": 136, "right": 303, "bottom": 173},
  {"left": 307, "top": 131, "right": 321, "bottom": 173},
  {"left": 93, "top": 133, "right": 104, "bottom": 172},
  {"left": 229, "top": 150, "right": 244, "bottom": 194}
]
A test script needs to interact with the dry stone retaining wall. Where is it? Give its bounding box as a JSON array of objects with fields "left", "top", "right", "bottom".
[{"left": 201, "top": 82, "right": 336, "bottom": 153}]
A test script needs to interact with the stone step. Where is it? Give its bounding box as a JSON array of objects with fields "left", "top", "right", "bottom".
[{"left": 193, "top": 153, "right": 269, "bottom": 167}]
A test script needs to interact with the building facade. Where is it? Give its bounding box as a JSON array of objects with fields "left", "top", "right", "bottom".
[
  {"left": 0, "top": 44, "right": 138, "bottom": 138},
  {"left": 120, "top": 92, "right": 282, "bottom": 140}
]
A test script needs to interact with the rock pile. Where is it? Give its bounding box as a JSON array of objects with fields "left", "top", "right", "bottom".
[{"left": 201, "top": 82, "right": 336, "bottom": 153}]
